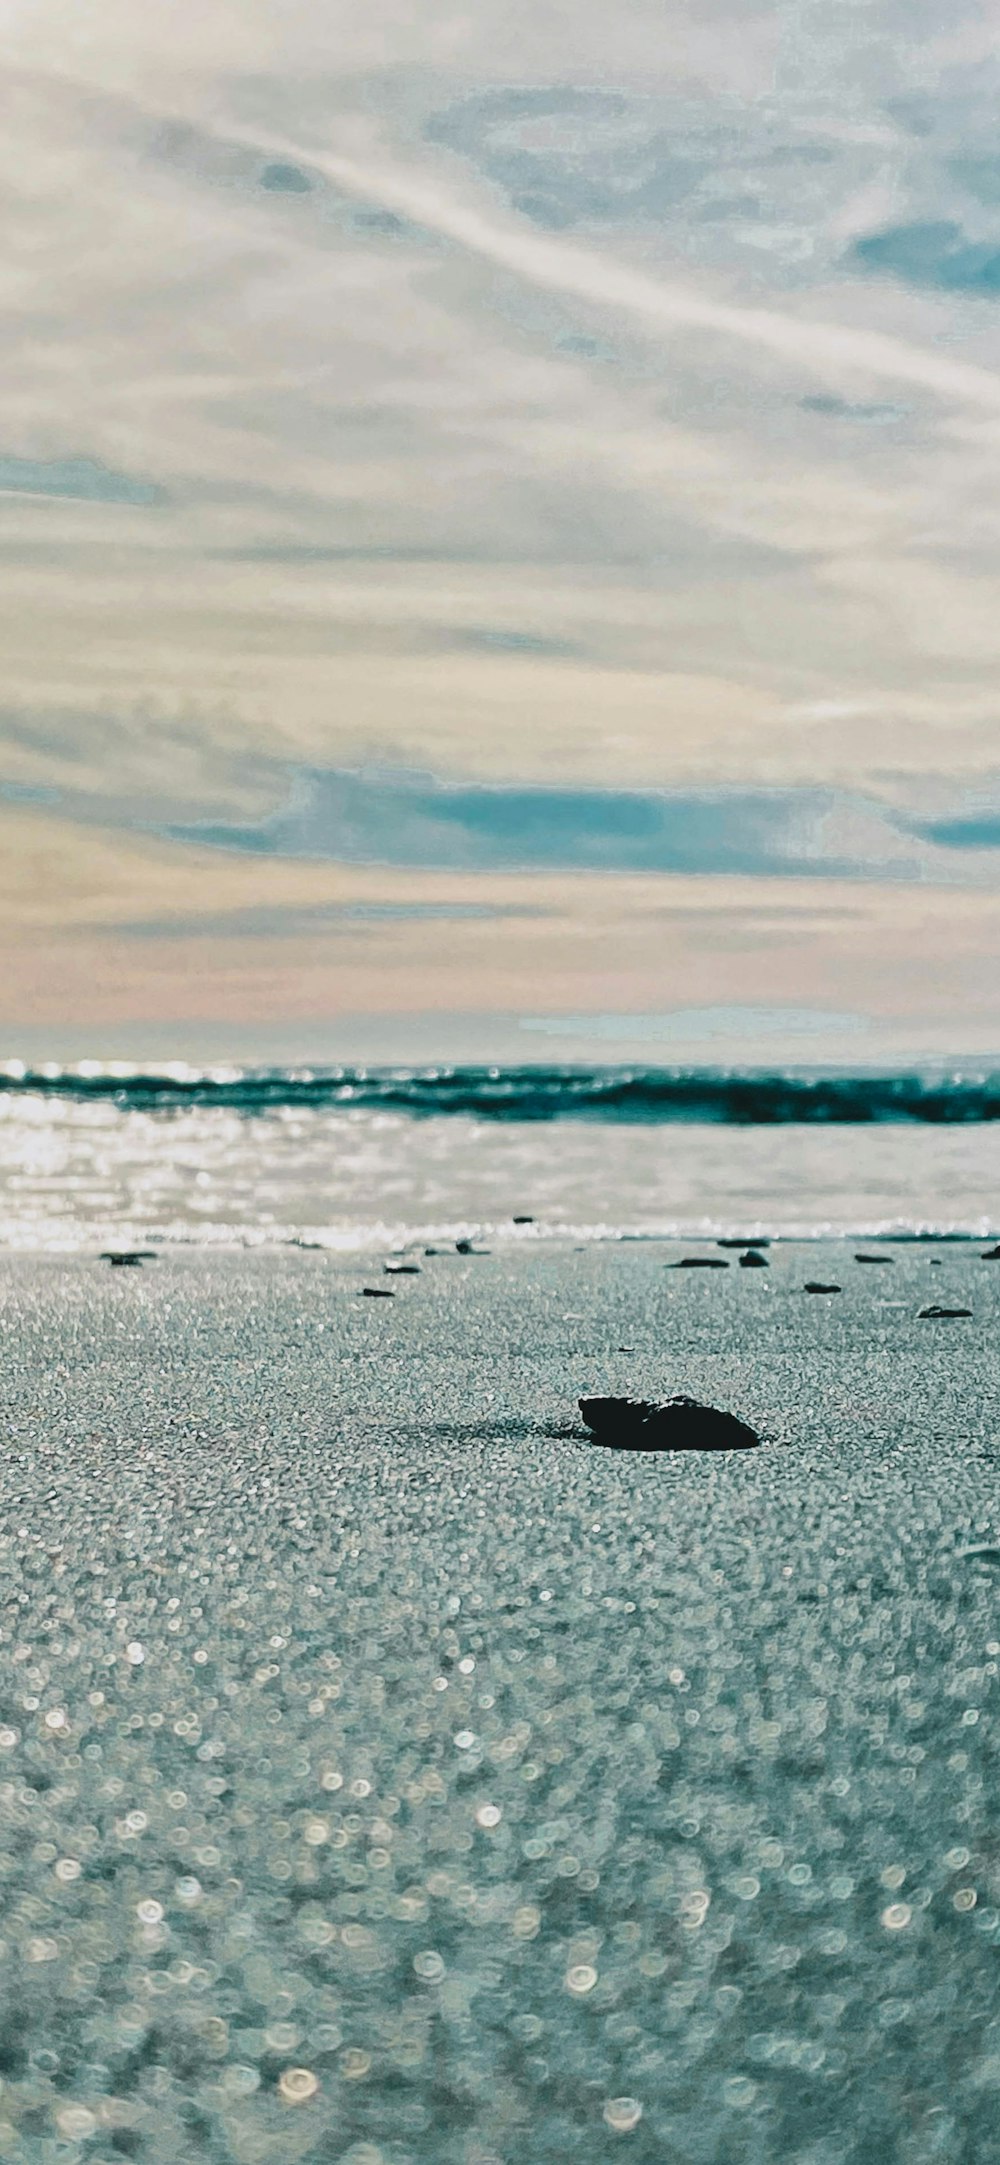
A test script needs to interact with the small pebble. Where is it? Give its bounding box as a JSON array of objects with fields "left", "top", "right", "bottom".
[
  {"left": 603, "top": 2097, "right": 643, "bottom": 2132},
  {"left": 579, "top": 1394, "right": 760, "bottom": 1451},
  {"left": 278, "top": 2067, "right": 319, "bottom": 2104}
]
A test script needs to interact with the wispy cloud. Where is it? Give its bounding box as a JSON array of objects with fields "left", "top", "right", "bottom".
[
  {"left": 111, "top": 898, "right": 542, "bottom": 939},
  {"left": 234, "top": 117, "right": 1000, "bottom": 413},
  {"left": 4, "top": 1, "right": 1000, "bottom": 1050},
  {"left": 522, "top": 1004, "right": 866, "bottom": 1044}
]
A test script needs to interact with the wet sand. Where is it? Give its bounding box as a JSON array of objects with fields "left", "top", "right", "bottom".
[{"left": 1, "top": 1242, "right": 999, "bottom": 2163}]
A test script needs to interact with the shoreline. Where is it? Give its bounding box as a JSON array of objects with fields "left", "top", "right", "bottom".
[{"left": 1, "top": 1222, "right": 1000, "bottom": 1259}]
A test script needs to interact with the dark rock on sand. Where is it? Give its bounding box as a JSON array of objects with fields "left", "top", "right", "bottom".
[
  {"left": 855, "top": 1253, "right": 893, "bottom": 1264},
  {"left": 982, "top": 1245, "right": 1000, "bottom": 1260},
  {"left": 384, "top": 1263, "right": 421, "bottom": 1275},
  {"left": 739, "top": 1249, "right": 769, "bottom": 1268},
  {"left": 804, "top": 1281, "right": 841, "bottom": 1293},
  {"left": 919, "top": 1304, "right": 972, "bottom": 1319},
  {"left": 718, "top": 1237, "right": 771, "bottom": 1249},
  {"left": 455, "top": 1239, "right": 490, "bottom": 1255},
  {"left": 669, "top": 1257, "right": 730, "bottom": 1270},
  {"left": 513, "top": 1215, "right": 534, "bottom": 1224},
  {"left": 362, "top": 1287, "right": 395, "bottom": 1298},
  {"left": 100, "top": 1251, "right": 156, "bottom": 1266},
  {"left": 579, "top": 1394, "right": 760, "bottom": 1451}
]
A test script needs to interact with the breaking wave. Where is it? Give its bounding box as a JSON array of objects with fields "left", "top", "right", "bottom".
[{"left": 4, "top": 1062, "right": 1000, "bottom": 1122}]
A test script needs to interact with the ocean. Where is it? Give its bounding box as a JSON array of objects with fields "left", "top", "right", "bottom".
[{"left": 1, "top": 1063, "right": 999, "bottom": 1251}]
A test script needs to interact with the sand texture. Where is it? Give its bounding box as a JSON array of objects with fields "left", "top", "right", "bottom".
[{"left": 1, "top": 1242, "right": 999, "bottom": 2163}]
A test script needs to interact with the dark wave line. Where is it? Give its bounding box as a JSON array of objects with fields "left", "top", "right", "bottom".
[{"left": 4, "top": 1064, "right": 1000, "bottom": 1122}]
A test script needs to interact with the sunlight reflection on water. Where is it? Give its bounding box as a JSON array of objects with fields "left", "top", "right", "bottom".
[{"left": 1, "top": 1095, "right": 998, "bottom": 1248}]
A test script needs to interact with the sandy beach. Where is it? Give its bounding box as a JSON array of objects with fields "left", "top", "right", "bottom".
[{"left": 2, "top": 1240, "right": 1000, "bottom": 2162}]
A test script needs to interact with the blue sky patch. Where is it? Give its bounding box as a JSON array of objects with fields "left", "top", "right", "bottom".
[
  {"left": 851, "top": 220, "right": 1000, "bottom": 295},
  {"left": 164, "top": 765, "right": 889, "bottom": 878},
  {"left": 0, "top": 455, "right": 162, "bottom": 505}
]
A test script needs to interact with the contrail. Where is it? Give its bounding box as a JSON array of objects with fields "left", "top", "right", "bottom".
[{"left": 245, "top": 123, "right": 1000, "bottom": 415}]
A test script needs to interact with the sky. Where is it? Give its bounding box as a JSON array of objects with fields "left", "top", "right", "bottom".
[{"left": 5, "top": 0, "right": 1000, "bottom": 1064}]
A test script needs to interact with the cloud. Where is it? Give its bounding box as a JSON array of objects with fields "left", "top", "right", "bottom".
[
  {"left": 521, "top": 1004, "right": 865, "bottom": 1042},
  {"left": 112, "top": 898, "right": 541, "bottom": 938},
  {"left": 448, "top": 627, "right": 582, "bottom": 658},
  {"left": 17, "top": 747, "right": 998, "bottom": 886},
  {"left": 425, "top": 86, "right": 701, "bottom": 230},
  {"left": 6, "top": 0, "right": 1000, "bottom": 1058},
  {"left": 235, "top": 118, "right": 1000, "bottom": 413}
]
